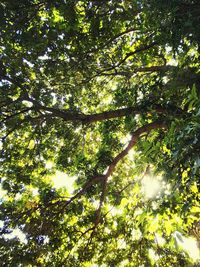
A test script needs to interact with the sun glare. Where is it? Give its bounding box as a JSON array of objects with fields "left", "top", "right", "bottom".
[
  {"left": 183, "top": 237, "right": 200, "bottom": 261},
  {"left": 0, "top": 186, "right": 7, "bottom": 201},
  {"left": 50, "top": 171, "right": 76, "bottom": 194},
  {"left": 141, "top": 175, "right": 163, "bottom": 199},
  {"left": 174, "top": 231, "right": 200, "bottom": 261},
  {"left": 3, "top": 228, "right": 27, "bottom": 244}
]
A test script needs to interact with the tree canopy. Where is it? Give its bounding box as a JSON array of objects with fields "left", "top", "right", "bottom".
[{"left": 0, "top": 0, "right": 200, "bottom": 266}]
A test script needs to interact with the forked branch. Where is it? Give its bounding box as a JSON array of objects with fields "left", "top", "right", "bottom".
[{"left": 61, "top": 120, "right": 167, "bottom": 208}]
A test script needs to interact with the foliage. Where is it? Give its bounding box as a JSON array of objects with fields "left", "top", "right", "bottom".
[{"left": 0, "top": 0, "right": 200, "bottom": 266}]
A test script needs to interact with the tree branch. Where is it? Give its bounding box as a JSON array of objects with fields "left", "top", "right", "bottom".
[
  {"left": 0, "top": 108, "right": 33, "bottom": 124},
  {"left": 56, "top": 120, "right": 167, "bottom": 209},
  {"left": 91, "top": 42, "right": 158, "bottom": 79},
  {"left": 3, "top": 99, "right": 178, "bottom": 125},
  {"left": 90, "top": 177, "right": 108, "bottom": 236},
  {"left": 83, "top": 104, "right": 170, "bottom": 124},
  {"left": 88, "top": 27, "right": 140, "bottom": 53},
  {"left": 2, "top": 73, "right": 183, "bottom": 126},
  {"left": 117, "top": 42, "right": 158, "bottom": 67},
  {"left": 104, "top": 121, "right": 167, "bottom": 178},
  {"left": 10, "top": 120, "right": 168, "bottom": 240},
  {"left": 94, "top": 65, "right": 175, "bottom": 77}
]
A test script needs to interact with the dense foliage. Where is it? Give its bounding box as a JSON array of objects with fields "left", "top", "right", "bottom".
[{"left": 0, "top": 1, "right": 200, "bottom": 266}]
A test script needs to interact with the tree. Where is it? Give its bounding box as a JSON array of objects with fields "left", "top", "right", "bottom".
[{"left": 0, "top": 0, "right": 199, "bottom": 266}]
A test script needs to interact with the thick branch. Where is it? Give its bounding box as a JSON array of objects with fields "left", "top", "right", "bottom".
[
  {"left": 3, "top": 74, "right": 183, "bottom": 125},
  {"left": 14, "top": 120, "right": 168, "bottom": 231},
  {"left": 104, "top": 121, "right": 167, "bottom": 178},
  {"left": 59, "top": 120, "right": 167, "bottom": 208},
  {"left": 27, "top": 102, "right": 179, "bottom": 124},
  {"left": 64, "top": 174, "right": 106, "bottom": 207},
  {"left": 93, "top": 177, "right": 108, "bottom": 227},
  {"left": 7, "top": 100, "right": 173, "bottom": 125},
  {"left": 86, "top": 177, "right": 108, "bottom": 245},
  {"left": 84, "top": 105, "right": 167, "bottom": 123}
]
